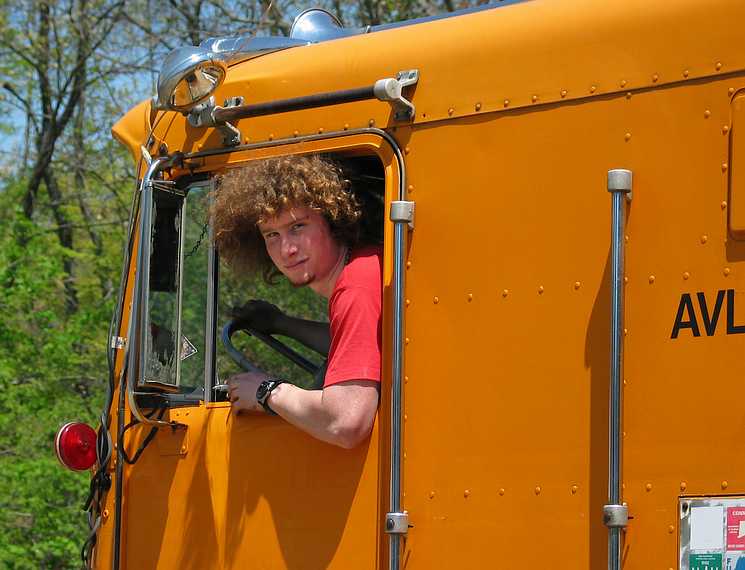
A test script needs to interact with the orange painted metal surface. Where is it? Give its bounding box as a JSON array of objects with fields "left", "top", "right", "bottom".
[{"left": 102, "top": 0, "right": 745, "bottom": 567}]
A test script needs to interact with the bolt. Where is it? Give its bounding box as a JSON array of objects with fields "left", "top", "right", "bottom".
[
  {"left": 293, "top": 130, "right": 299, "bottom": 137},
  {"left": 704, "top": 110, "right": 711, "bottom": 118},
  {"left": 620, "top": 80, "right": 627, "bottom": 88},
  {"left": 722, "top": 163, "right": 729, "bottom": 172},
  {"left": 729, "top": 88, "right": 736, "bottom": 96},
  {"left": 405, "top": 337, "right": 410, "bottom": 345},
  {"left": 560, "top": 89, "right": 567, "bottom": 98},
  {"left": 532, "top": 95, "right": 538, "bottom": 103},
  {"left": 571, "top": 485, "right": 578, "bottom": 494},
  {"left": 502, "top": 289, "right": 509, "bottom": 297},
  {"left": 590, "top": 85, "right": 597, "bottom": 93},
  {"left": 467, "top": 293, "right": 473, "bottom": 302},
  {"left": 475, "top": 102, "right": 482, "bottom": 111},
  {"left": 646, "top": 483, "right": 653, "bottom": 492},
  {"left": 668, "top": 525, "right": 675, "bottom": 534},
  {"left": 406, "top": 261, "right": 411, "bottom": 269},
  {"left": 722, "top": 201, "right": 728, "bottom": 209},
  {"left": 429, "top": 491, "right": 435, "bottom": 499},
  {"left": 343, "top": 123, "right": 349, "bottom": 130},
  {"left": 649, "top": 275, "right": 656, "bottom": 284},
  {"left": 103, "top": 509, "right": 110, "bottom": 520},
  {"left": 683, "top": 272, "right": 690, "bottom": 280},
  {"left": 624, "top": 132, "right": 632, "bottom": 142},
  {"left": 574, "top": 281, "right": 581, "bottom": 290},
  {"left": 405, "top": 299, "right": 411, "bottom": 307},
  {"left": 538, "top": 286, "right": 544, "bottom": 294},
  {"left": 680, "top": 481, "right": 687, "bottom": 491},
  {"left": 433, "top": 296, "right": 439, "bottom": 304},
  {"left": 722, "top": 480, "right": 729, "bottom": 489},
  {"left": 407, "top": 184, "right": 414, "bottom": 193},
  {"left": 626, "top": 92, "right": 632, "bottom": 99},
  {"left": 716, "top": 62, "right": 723, "bottom": 71},
  {"left": 464, "top": 489, "right": 471, "bottom": 498},
  {"left": 701, "top": 235, "right": 709, "bottom": 244},
  {"left": 503, "top": 99, "right": 510, "bottom": 107},
  {"left": 723, "top": 125, "right": 730, "bottom": 134},
  {"left": 535, "top": 486, "right": 541, "bottom": 495},
  {"left": 368, "top": 119, "right": 375, "bottom": 127},
  {"left": 318, "top": 127, "right": 324, "bottom": 134},
  {"left": 724, "top": 267, "right": 731, "bottom": 276},
  {"left": 448, "top": 108, "right": 454, "bottom": 116},
  {"left": 683, "top": 69, "right": 689, "bottom": 78},
  {"left": 652, "top": 74, "right": 659, "bottom": 82},
  {"left": 181, "top": 445, "right": 187, "bottom": 453}
]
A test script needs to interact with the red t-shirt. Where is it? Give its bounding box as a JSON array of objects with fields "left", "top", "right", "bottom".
[{"left": 324, "top": 245, "right": 383, "bottom": 387}]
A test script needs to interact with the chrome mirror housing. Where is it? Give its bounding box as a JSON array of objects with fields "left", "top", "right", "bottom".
[{"left": 155, "top": 46, "right": 227, "bottom": 112}]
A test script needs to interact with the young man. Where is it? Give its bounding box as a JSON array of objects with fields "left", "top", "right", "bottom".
[{"left": 211, "top": 155, "right": 382, "bottom": 449}]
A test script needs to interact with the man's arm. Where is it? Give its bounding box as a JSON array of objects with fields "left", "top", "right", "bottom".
[
  {"left": 232, "top": 300, "right": 331, "bottom": 356},
  {"left": 227, "top": 374, "right": 379, "bottom": 449},
  {"left": 274, "top": 315, "right": 331, "bottom": 356}
]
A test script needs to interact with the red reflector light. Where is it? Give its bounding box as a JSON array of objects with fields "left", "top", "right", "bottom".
[{"left": 55, "top": 422, "right": 97, "bottom": 471}]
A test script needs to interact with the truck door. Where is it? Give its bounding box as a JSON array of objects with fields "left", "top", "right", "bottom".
[{"left": 114, "top": 133, "right": 401, "bottom": 570}]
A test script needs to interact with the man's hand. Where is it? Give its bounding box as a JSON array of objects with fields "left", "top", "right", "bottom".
[
  {"left": 227, "top": 372, "right": 270, "bottom": 414},
  {"left": 230, "top": 300, "right": 285, "bottom": 335}
]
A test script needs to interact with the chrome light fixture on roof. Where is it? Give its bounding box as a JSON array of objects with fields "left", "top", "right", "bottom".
[
  {"left": 155, "top": 46, "right": 227, "bottom": 112},
  {"left": 290, "top": 8, "right": 364, "bottom": 42}
]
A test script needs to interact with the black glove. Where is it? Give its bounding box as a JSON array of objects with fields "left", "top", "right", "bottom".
[{"left": 230, "top": 300, "right": 285, "bottom": 335}]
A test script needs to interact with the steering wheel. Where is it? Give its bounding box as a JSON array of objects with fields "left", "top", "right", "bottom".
[{"left": 220, "top": 319, "right": 326, "bottom": 390}]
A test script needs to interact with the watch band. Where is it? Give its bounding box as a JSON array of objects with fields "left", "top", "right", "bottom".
[{"left": 256, "top": 379, "right": 284, "bottom": 415}]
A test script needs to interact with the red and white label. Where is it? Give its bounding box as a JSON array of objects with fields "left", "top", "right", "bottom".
[{"left": 727, "top": 507, "right": 745, "bottom": 550}]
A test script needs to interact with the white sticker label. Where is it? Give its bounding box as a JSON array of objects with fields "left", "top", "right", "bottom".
[
  {"left": 180, "top": 335, "right": 198, "bottom": 361},
  {"left": 691, "top": 506, "right": 725, "bottom": 551}
]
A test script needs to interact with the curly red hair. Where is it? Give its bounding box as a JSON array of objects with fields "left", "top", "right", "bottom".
[{"left": 211, "top": 155, "right": 361, "bottom": 282}]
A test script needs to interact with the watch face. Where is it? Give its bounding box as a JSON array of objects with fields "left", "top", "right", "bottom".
[{"left": 256, "top": 381, "right": 270, "bottom": 402}]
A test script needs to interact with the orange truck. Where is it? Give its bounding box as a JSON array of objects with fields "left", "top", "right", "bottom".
[{"left": 54, "top": 0, "right": 745, "bottom": 568}]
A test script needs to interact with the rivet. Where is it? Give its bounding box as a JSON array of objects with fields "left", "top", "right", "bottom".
[
  {"left": 343, "top": 123, "right": 349, "bottom": 130},
  {"left": 646, "top": 483, "right": 653, "bottom": 492},
  {"left": 368, "top": 119, "right": 375, "bottom": 127},
  {"left": 701, "top": 235, "right": 708, "bottom": 244},
  {"left": 729, "top": 88, "right": 736, "bottom": 96},
  {"left": 405, "top": 337, "right": 410, "bottom": 345},
  {"left": 625, "top": 235, "right": 629, "bottom": 243},
  {"left": 538, "top": 286, "right": 544, "bottom": 294},
  {"left": 560, "top": 89, "right": 567, "bottom": 98},
  {"left": 652, "top": 74, "right": 659, "bottom": 82},
  {"left": 722, "top": 201, "right": 728, "bottom": 209},
  {"left": 407, "top": 185, "right": 414, "bottom": 193},
  {"left": 180, "top": 445, "right": 187, "bottom": 453},
  {"left": 498, "top": 488, "right": 505, "bottom": 496},
  {"left": 503, "top": 99, "right": 510, "bottom": 107},
  {"left": 404, "top": 375, "right": 409, "bottom": 383},
  {"left": 464, "top": 489, "right": 471, "bottom": 498},
  {"left": 448, "top": 108, "right": 454, "bottom": 116},
  {"left": 716, "top": 62, "right": 723, "bottom": 71},
  {"left": 433, "top": 296, "right": 439, "bottom": 304},
  {"left": 531, "top": 95, "right": 538, "bottom": 103},
  {"left": 403, "top": 452, "right": 407, "bottom": 460},
  {"left": 722, "top": 480, "right": 729, "bottom": 490},
  {"left": 620, "top": 80, "right": 627, "bottom": 88},
  {"left": 590, "top": 85, "right": 597, "bottom": 93},
  {"left": 723, "top": 125, "right": 730, "bottom": 134},
  {"left": 467, "top": 293, "right": 473, "bottom": 302},
  {"left": 683, "top": 69, "right": 690, "bottom": 78},
  {"left": 624, "top": 276, "right": 629, "bottom": 284},
  {"left": 404, "top": 146, "right": 411, "bottom": 155},
  {"left": 626, "top": 92, "right": 632, "bottom": 99},
  {"left": 648, "top": 275, "right": 656, "bottom": 284},
  {"left": 197, "top": 143, "right": 204, "bottom": 151},
  {"left": 624, "top": 132, "right": 632, "bottom": 142},
  {"left": 502, "top": 289, "right": 509, "bottom": 297},
  {"left": 405, "top": 299, "right": 411, "bottom": 307},
  {"left": 404, "top": 414, "right": 408, "bottom": 421},
  {"left": 680, "top": 481, "right": 687, "bottom": 491},
  {"left": 406, "top": 261, "right": 412, "bottom": 269},
  {"left": 722, "top": 163, "right": 729, "bottom": 172},
  {"left": 683, "top": 272, "right": 690, "bottom": 280},
  {"left": 535, "top": 486, "right": 541, "bottom": 495},
  {"left": 475, "top": 102, "right": 482, "bottom": 111},
  {"left": 318, "top": 127, "right": 324, "bottom": 134},
  {"left": 429, "top": 491, "right": 436, "bottom": 499},
  {"left": 704, "top": 110, "right": 711, "bottom": 118},
  {"left": 102, "top": 509, "right": 110, "bottom": 520},
  {"left": 724, "top": 267, "right": 731, "bottom": 276},
  {"left": 668, "top": 525, "right": 675, "bottom": 534},
  {"left": 574, "top": 281, "right": 581, "bottom": 290},
  {"left": 571, "top": 485, "right": 578, "bottom": 494},
  {"left": 293, "top": 130, "right": 299, "bottom": 137},
  {"left": 623, "top": 328, "right": 628, "bottom": 336}
]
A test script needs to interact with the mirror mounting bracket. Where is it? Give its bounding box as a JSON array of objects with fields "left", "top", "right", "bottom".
[{"left": 187, "top": 96, "right": 243, "bottom": 147}]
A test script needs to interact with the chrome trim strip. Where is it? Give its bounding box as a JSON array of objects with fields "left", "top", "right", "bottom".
[
  {"left": 606, "top": 169, "right": 632, "bottom": 570},
  {"left": 204, "top": 180, "right": 218, "bottom": 402},
  {"left": 126, "top": 157, "right": 176, "bottom": 427}
]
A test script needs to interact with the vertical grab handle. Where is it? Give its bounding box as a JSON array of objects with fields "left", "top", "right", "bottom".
[
  {"left": 386, "top": 200, "right": 415, "bottom": 570},
  {"left": 605, "top": 169, "right": 632, "bottom": 570}
]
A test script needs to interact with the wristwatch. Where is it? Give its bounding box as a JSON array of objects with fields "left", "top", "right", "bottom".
[{"left": 256, "top": 378, "right": 284, "bottom": 415}]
